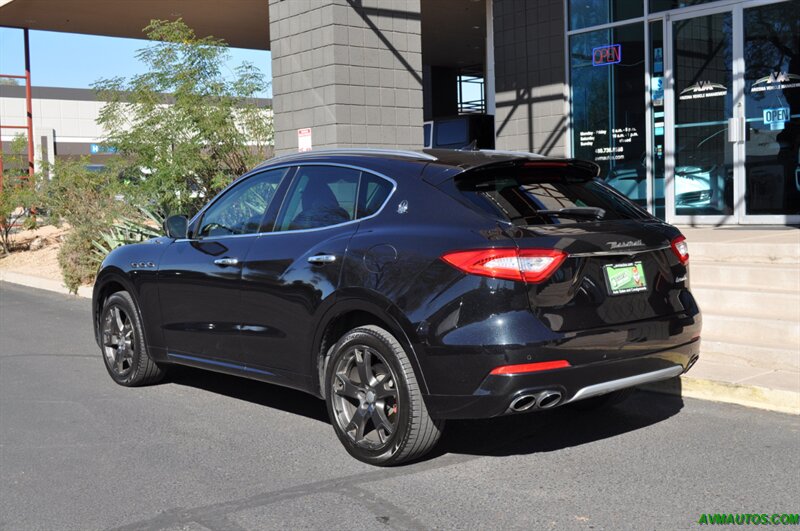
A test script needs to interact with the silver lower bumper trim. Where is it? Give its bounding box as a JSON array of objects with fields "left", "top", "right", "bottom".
[{"left": 566, "top": 365, "right": 684, "bottom": 404}]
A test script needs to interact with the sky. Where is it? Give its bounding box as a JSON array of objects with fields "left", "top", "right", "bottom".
[{"left": 0, "top": 28, "right": 273, "bottom": 98}]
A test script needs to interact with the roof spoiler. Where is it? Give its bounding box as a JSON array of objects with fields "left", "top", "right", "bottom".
[{"left": 461, "top": 157, "right": 602, "bottom": 179}]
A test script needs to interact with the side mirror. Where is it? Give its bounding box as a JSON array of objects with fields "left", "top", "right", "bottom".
[{"left": 164, "top": 215, "right": 188, "bottom": 239}]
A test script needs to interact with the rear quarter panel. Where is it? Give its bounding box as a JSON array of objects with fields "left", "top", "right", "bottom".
[{"left": 339, "top": 175, "right": 535, "bottom": 392}]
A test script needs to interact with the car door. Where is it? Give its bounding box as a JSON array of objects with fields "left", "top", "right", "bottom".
[
  {"left": 157, "top": 167, "right": 291, "bottom": 365},
  {"left": 238, "top": 164, "right": 394, "bottom": 384}
]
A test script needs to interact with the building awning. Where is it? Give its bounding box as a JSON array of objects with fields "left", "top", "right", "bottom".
[{"left": 0, "top": 0, "right": 271, "bottom": 50}]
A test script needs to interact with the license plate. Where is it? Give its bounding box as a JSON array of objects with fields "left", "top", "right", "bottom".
[{"left": 603, "top": 261, "right": 647, "bottom": 295}]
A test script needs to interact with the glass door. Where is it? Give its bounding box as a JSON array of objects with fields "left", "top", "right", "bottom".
[
  {"left": 740, "top": 1, "right": 800, "bottom": 223},
  {"left": 666, "top": 0, "right": 800, "bottom": 225},
  {"left": 666, "top": 7, "right": 737, "bottom": 224}
]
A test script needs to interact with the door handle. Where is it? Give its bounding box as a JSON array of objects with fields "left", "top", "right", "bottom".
[
  {"left": 213, "top": 257, "right": 240, "bottom": 266},
  {"left": 727, "top": 116, "right": 745, "bottom": 143},
  {"left": 307, "top": 254, "right": 337, "bottom": 265}
]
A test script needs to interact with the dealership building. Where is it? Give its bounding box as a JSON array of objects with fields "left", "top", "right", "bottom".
[{"left": 1, "top": 0, "right": 799, "bottom": 226}]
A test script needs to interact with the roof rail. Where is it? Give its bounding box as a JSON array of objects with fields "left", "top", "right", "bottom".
[{"left": 257, "top": 148, "right": 437, "bottom": 168}]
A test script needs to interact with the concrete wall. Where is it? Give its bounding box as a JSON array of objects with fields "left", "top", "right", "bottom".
[
  {"left": 492, "top": 0, "right": 568, "bottom": 156},
  {"left": 269, "top": 0, "right": 423, "bottom": 154}
]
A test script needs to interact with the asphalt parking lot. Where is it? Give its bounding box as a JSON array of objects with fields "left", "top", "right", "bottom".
[{"left": 1, "top": 281, "right": 798, "bottom": 531}]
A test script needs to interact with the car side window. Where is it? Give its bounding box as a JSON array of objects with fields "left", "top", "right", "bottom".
[
  {"left": 357, "top": 173, "right": 393, "bottom": 218},
  {"left": 275, "top": 166, "right": 361, "bottom": 231},
  {"left": 196, "top": 168, "right": 288, "bottom": 238}
]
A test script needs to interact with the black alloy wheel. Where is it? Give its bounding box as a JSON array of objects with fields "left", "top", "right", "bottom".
[
  {"left": 100, "top": 291, "right": 165, "bottom": 386},
  {"left": 330, "top": 343, "right": 400, "bottom": 448},
  {"left": 325, "top": 325, "right": 444, "bottom": 466}
]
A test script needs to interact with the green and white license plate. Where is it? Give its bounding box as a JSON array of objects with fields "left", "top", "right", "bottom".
[{"left": 603, "top": 261, "right": 647, "bottom": 295}]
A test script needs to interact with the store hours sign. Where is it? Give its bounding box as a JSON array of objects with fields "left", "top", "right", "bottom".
[{"left": 578, "top": 127, "right": 640, "bottom": 162}]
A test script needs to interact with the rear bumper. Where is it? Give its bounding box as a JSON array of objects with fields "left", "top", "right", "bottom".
[{"left": 422, "top": 338, "right": 700, "bottom": 419}]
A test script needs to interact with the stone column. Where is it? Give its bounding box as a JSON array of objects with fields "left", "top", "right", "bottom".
[
  {"left": 268, "top": 0, "right": 423, "bottom": 155},
  {"left": 492, "top": 0, "right": 568, "bottom": 156}
]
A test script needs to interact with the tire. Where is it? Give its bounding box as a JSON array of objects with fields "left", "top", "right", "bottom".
[
  {"left": 99, "top": 291, "right": 165, "bottom": 387},
  {"left": 568, "top": 387, "right": 634, "bottom": 411},
  {"left": 325, "top": 325, "right": 444, "bottom": 466}
]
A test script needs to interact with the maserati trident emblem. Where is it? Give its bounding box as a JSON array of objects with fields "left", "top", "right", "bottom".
[{"left": 607, "top": 240, "right": 644, "bottom": 250}]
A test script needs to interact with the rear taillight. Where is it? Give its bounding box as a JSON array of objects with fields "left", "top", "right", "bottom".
[
  {"left": 670, "top": 235, "right": 689, "bottom": 265},
  {"left": 441, "top": 248, "right": 567, "bottom": 283}
]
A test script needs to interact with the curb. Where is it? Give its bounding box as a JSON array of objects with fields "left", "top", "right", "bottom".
[
  {"left": 0, "top": 270, "right": 92, "bottom": 299},
  {"left": 643, "top": 376, "right": 800, "bottom": 416},
  {"left": 1, "top": 270, "right": 798, "bottom": 416}
]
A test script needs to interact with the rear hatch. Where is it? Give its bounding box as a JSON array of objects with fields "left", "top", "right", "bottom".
[{"left": 449, "top": 159, "right": 691, "bottom": 334}]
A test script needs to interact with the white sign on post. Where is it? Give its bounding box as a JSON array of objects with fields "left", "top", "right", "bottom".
[{"left": 298, "top": 128, "right": 312, "bottom": 152}]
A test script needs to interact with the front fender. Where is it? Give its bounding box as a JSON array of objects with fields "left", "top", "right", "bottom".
[{"left": 92, "top": 238, "right": 171, "bottom": 353}]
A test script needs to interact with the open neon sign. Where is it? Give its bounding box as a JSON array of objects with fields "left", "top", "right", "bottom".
[{"left": 592, "top": 44, "right": 622, "bottom": 66}]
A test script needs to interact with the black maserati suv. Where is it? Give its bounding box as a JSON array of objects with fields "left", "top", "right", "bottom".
[{"left": 93, "top": 149, "right": 701, "bottom": 465}]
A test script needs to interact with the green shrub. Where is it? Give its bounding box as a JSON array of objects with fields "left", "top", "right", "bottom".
[
  {"left": 41, "top": 158, "right": 122, "bottom": 230},
  {"left": 0, "top": 134, "right": 37, "bottom": 254},
  {"left": 40, "top": 158, "right": 127, "bottom": 292},
  {"left": 0, "top": 177, "right": 36, "bottom": 255},
  {"left": 58, "top": 226, "right": 100, "bottom": 293}
]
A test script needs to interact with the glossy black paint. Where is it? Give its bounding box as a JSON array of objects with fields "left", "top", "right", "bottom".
[{"left": 93, "top": 149, "right": 701, "bottom": 419}]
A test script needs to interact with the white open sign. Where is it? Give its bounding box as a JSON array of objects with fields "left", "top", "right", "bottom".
[{"left": 763, "top": 107, "right": 790, "bottom": 130}]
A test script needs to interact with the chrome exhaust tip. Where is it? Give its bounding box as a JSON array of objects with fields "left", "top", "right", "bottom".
[
  {"left": 509, "top": 394, "right": 537, "bottom": 412},
  {"left": 536, "top": 390, "right": 562, "bottom": 409}
]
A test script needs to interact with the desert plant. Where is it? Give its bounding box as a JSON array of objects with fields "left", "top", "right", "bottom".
[{"left": 91, "top": 207, "right": 164, "bottom": 263}]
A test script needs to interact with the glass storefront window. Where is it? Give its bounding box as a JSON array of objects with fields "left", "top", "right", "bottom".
[
  {"left": 570, "top": 23, "right": 647, "bottom": 207},
  {"left": 569, "top": 0, "right": 642, "bottom": 31},
  {"left": 743, "top": 1, "right": 800, "bottom": 216}
]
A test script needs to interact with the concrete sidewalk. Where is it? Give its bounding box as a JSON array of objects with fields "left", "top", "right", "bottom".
[{"left": 2, "top": 226, "right": 799, "bottom": 415}]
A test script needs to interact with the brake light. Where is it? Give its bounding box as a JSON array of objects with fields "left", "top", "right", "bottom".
[
  {"left": 490, "top": 360, "right": 571, "bottom": 375},
  {"left": 522, "top": 161, "right": 568, "bottom": 168},
  {"left": 441, "top": 248, "right": 567, "bottom": 283},
  {"left": 670, "top": 235, "right": 689, "bottom": 265}
]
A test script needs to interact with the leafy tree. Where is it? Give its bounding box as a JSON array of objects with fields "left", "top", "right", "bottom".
[{"left": 93, "top": 19, "right": 273, "bottom": 216}]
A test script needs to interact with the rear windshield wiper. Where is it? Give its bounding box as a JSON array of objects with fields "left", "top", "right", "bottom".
[{"left": 533, "top": 207, "right": 606, "bottom": 220}]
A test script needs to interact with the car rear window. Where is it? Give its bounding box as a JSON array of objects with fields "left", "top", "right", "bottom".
[{"left": 456, "top": 168, "right": 648, "bottom": 225}]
